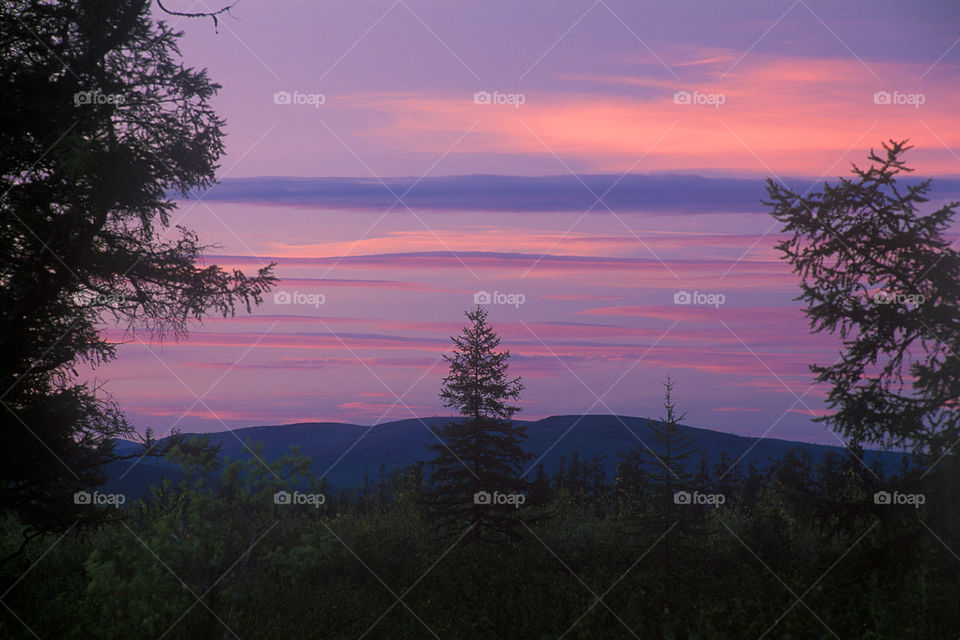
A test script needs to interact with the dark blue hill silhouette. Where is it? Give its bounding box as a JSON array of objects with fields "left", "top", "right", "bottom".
[{"left": 104, "top": 414, "right": 908, "bottom": 497}]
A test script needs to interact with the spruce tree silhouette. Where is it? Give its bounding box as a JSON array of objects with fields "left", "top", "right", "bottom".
[
  {"left": 0, "top": 0, "right": 275, "bottom": 537},
  {"left": 767, "top": 140, "right": 960, "bottom": 456},
  {"left": 424, "top": 306, "right": 532, "bottom": 542}
]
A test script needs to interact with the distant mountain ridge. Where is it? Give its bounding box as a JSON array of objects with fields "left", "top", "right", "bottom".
[{"left": 104, "top": 415, "right": 908, "bottom": 497}]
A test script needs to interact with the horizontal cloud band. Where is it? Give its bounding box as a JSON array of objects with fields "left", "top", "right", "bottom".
[{"left": 178, "top": 174, "right": 960, "bottom": 214}]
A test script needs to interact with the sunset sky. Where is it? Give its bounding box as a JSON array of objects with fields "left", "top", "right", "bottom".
[{"left": 86, "top": 0, "right": 960, "bottom": 446}]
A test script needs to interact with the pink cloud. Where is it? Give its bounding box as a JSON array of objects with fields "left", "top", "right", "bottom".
[{"left": 333, "top": 54, "right": 958, "bottom": 176}]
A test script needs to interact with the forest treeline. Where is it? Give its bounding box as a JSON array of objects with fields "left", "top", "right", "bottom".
[
  {"left": 3, "top": 2, "right": 959, "bottom": 637},
  {"left": 1, "top": 424, "right": 957, "bottom": 639}
]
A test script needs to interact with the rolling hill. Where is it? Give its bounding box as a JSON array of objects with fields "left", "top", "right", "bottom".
[{"left": 103, "top": 414, "right": 909, "bottom": 497}]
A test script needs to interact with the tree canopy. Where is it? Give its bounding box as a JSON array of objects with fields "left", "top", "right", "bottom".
[
  {"left": 767, "top": 140, "right": 960, "bottom": 456},
  {"left": 0, "top": 0, "right": 275, "bottom": 534},
  {"left": 425, "top": 306, "right": 532, "bottom": 541}
]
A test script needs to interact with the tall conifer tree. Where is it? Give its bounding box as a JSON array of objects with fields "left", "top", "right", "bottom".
[{"left": 425, "top": 307, "right": 531, "bottom": 540}]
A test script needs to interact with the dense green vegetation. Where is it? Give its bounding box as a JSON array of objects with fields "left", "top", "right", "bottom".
[
  {"left": 1, "top": 434, "right": 957, "bottom": 639},
  {"left": 2, "top": 0, "right": 957, "bottom": 636},
  {"left": 0, "top": 0, "right": 275, "bottom": 535}
]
